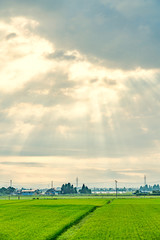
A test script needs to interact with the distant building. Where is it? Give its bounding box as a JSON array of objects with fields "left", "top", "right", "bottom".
[
  {"left": 20, "top": 190, "right": 37, "bottom": 196},
  {"left": 45, "top": 188, "right": 56, "bottom": 195}
]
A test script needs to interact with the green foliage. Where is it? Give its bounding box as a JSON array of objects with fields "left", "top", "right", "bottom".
[
  {"left": 152, "top": 190, "right": 160, "bottom": 195},
  {"left": 59, "top": 198, "right": 160, "bottom": 240},
  {"left": 0, "top": 199, "right": 102, "bottom": 240},
  {"left": 61, "top": 183, "right": 77, "bottom": 194},
  {"left": 0, "top": 187, "right": 16, "bottom": 196},
  {"left": 0, "top": 198, "right": 105, "bottom": 240},
  {"left": 1, "top": 198, "right": 160, "bottom": 240},
  {"left": 79, "top": 184, "right": 91, "bottom": 194}
]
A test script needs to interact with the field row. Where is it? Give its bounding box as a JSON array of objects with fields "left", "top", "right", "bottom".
[
  {"left": 0, "top": 199, "right": 106, "bottom": 240},
  {"left": 1, "top": 198, "right": 160, "bottom": 239},
  {"left": 59, "top": 199, "right": 160, "bottom": 239}
]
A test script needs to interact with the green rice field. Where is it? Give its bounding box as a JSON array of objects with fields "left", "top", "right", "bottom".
[{"left": 1, "top": 198, "right": 160, "bottom": 239}]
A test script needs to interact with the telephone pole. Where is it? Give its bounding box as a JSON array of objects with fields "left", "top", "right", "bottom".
[
  {"left": 76, "top": 177, "right": 78, "bottom": 188},
  {"left": 10, "top": 180, "right": 12, "bottom": 187},
  {"left": 144, "top": 175, "right": 146, "bottom": 186},
  {"left": 51, "top": 181, "right": 53, "bottom": 189},
  {"left": 115, "top": 180, "right": 118, "bottom": 198}
]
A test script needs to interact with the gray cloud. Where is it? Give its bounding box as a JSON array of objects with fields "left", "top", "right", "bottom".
[
  {"left": 0, "top": 72, "right": 75, "bottom": 110},
  {"left": 6, "top": 32, "right": 17, "bottom": 40},
  {"left": 0, "top": 161, "right": 44, "bottom": 167},
  {"left": 1, "top": 72, "right": 160, "bottom": 158},
  {"left": 0, "top": 0, "right": 160, "bottom": 68},
  {"left": 0, "top": 1, "right": 160, "bottom": 186},
  {"left": 47, "top": 50, "right": 77, "bottom": 61}
]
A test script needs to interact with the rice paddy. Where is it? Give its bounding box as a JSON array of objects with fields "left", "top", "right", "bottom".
[{"left": 1, "top": 198, "right": 160, "bottom": 239}]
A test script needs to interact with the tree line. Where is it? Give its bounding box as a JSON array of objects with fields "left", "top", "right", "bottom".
[
  {"left": 0, "top": 187, "right": 16, "bottom": 196},
  {"left": 61, "top": 183, "right": 91, "bottom": 194},
  {"left": 0, "top": 183, "right": 92, "bottom": 196}
]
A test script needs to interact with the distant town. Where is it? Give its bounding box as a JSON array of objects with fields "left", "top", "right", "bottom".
[{"left": 0, "top": 182, "right": 160, "bottom": 197}]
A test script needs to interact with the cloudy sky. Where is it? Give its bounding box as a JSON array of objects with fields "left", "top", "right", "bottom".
[{"left": 1, "top": 0, "right": 160, "bottom": 188}]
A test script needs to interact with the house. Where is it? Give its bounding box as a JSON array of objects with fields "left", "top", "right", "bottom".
[
  {"left": 20, "top": 189, "right": 37, "bottom": 196},
  {"left": 45, "top": 188, "right": 56, "bottom": 195}
]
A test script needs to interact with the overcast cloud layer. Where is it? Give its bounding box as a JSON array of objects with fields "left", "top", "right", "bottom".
[{"left": 0, "top": 0, "right": 160, "bottom": 187}]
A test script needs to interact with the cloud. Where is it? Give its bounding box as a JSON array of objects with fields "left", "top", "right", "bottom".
[
  {"left": 1, "top": 156, "right": 160, "bottom": 188},
  {"left": 47, "top": 50, "right": 77, "bottom": 61},
  {"left": 0, "top": 161, "right": 44, "bottom": 167},
  {"left": 1, "top": 0, "right": 160, "bottom": 69},
  {"left": 0, "top": 16, "right": 160, "bottom": 159},
  {"left": 0, "top": 17, "right": 54, "bottom": 92},
  {"left": 0, "top": 6, "right": 160, "bottom": 185},
  {"left": 6, "top": 32, "right": 17, "bottom": 40}
]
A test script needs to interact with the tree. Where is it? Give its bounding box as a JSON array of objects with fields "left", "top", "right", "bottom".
[
  {"left": 79, "top": 184, "right": 91, "bottom": 194},
  {"left": 0, "top": 187, "right": 16, "bottom": 196},
  {"left": 133, "top": 190, "right": 140, "bottom": 195},
  {"left": 61, "top": 183, "right": 77, "bottom": 194}
]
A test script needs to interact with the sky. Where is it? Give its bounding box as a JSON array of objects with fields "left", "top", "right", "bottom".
[{"left": 1, "top": 0, "right": 160, "bottom": 188}]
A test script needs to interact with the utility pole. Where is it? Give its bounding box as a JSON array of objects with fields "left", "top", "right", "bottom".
[
  {"left": 51, "top": 181, "right": 53, "bottom": 189},
  {"left": 76, "top": 177, "right": 78, "bottom": 188},
  {"left": 144, "top": 175, "right": 146, "bottom": 186},
  {"left": 10, "top": 180, "right": 12, "bottom": 187},
  {"left": 115, "top": 180, "right": 118, "bottom": 198},
  {"left": 9, "top": 180, "right": 12, "bottom": 201}
]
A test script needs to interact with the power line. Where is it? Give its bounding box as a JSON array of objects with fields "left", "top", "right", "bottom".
[{"left": 0, "top": 177, "right": 160, "bottom": 188}]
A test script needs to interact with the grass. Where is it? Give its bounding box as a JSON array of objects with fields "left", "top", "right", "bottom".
[
  {"left": 59, "top": 198, "right": 160, "bottom": 240},
  {"left": 1, "top": 198, "right": 160, "bottom": 239},
  {"left": 0, "top": 195, "right": 112, "bottom": 200},
  {"left": 0, "top": 198, "right": 106, "bottom": 240}
]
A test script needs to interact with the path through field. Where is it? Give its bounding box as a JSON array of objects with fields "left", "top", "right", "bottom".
[
  {"left": 58, "top": 198, "right": 160, "bottom": 240},
  {"left": 0, "top": 198, "right": 106, "bottom": 240}
]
